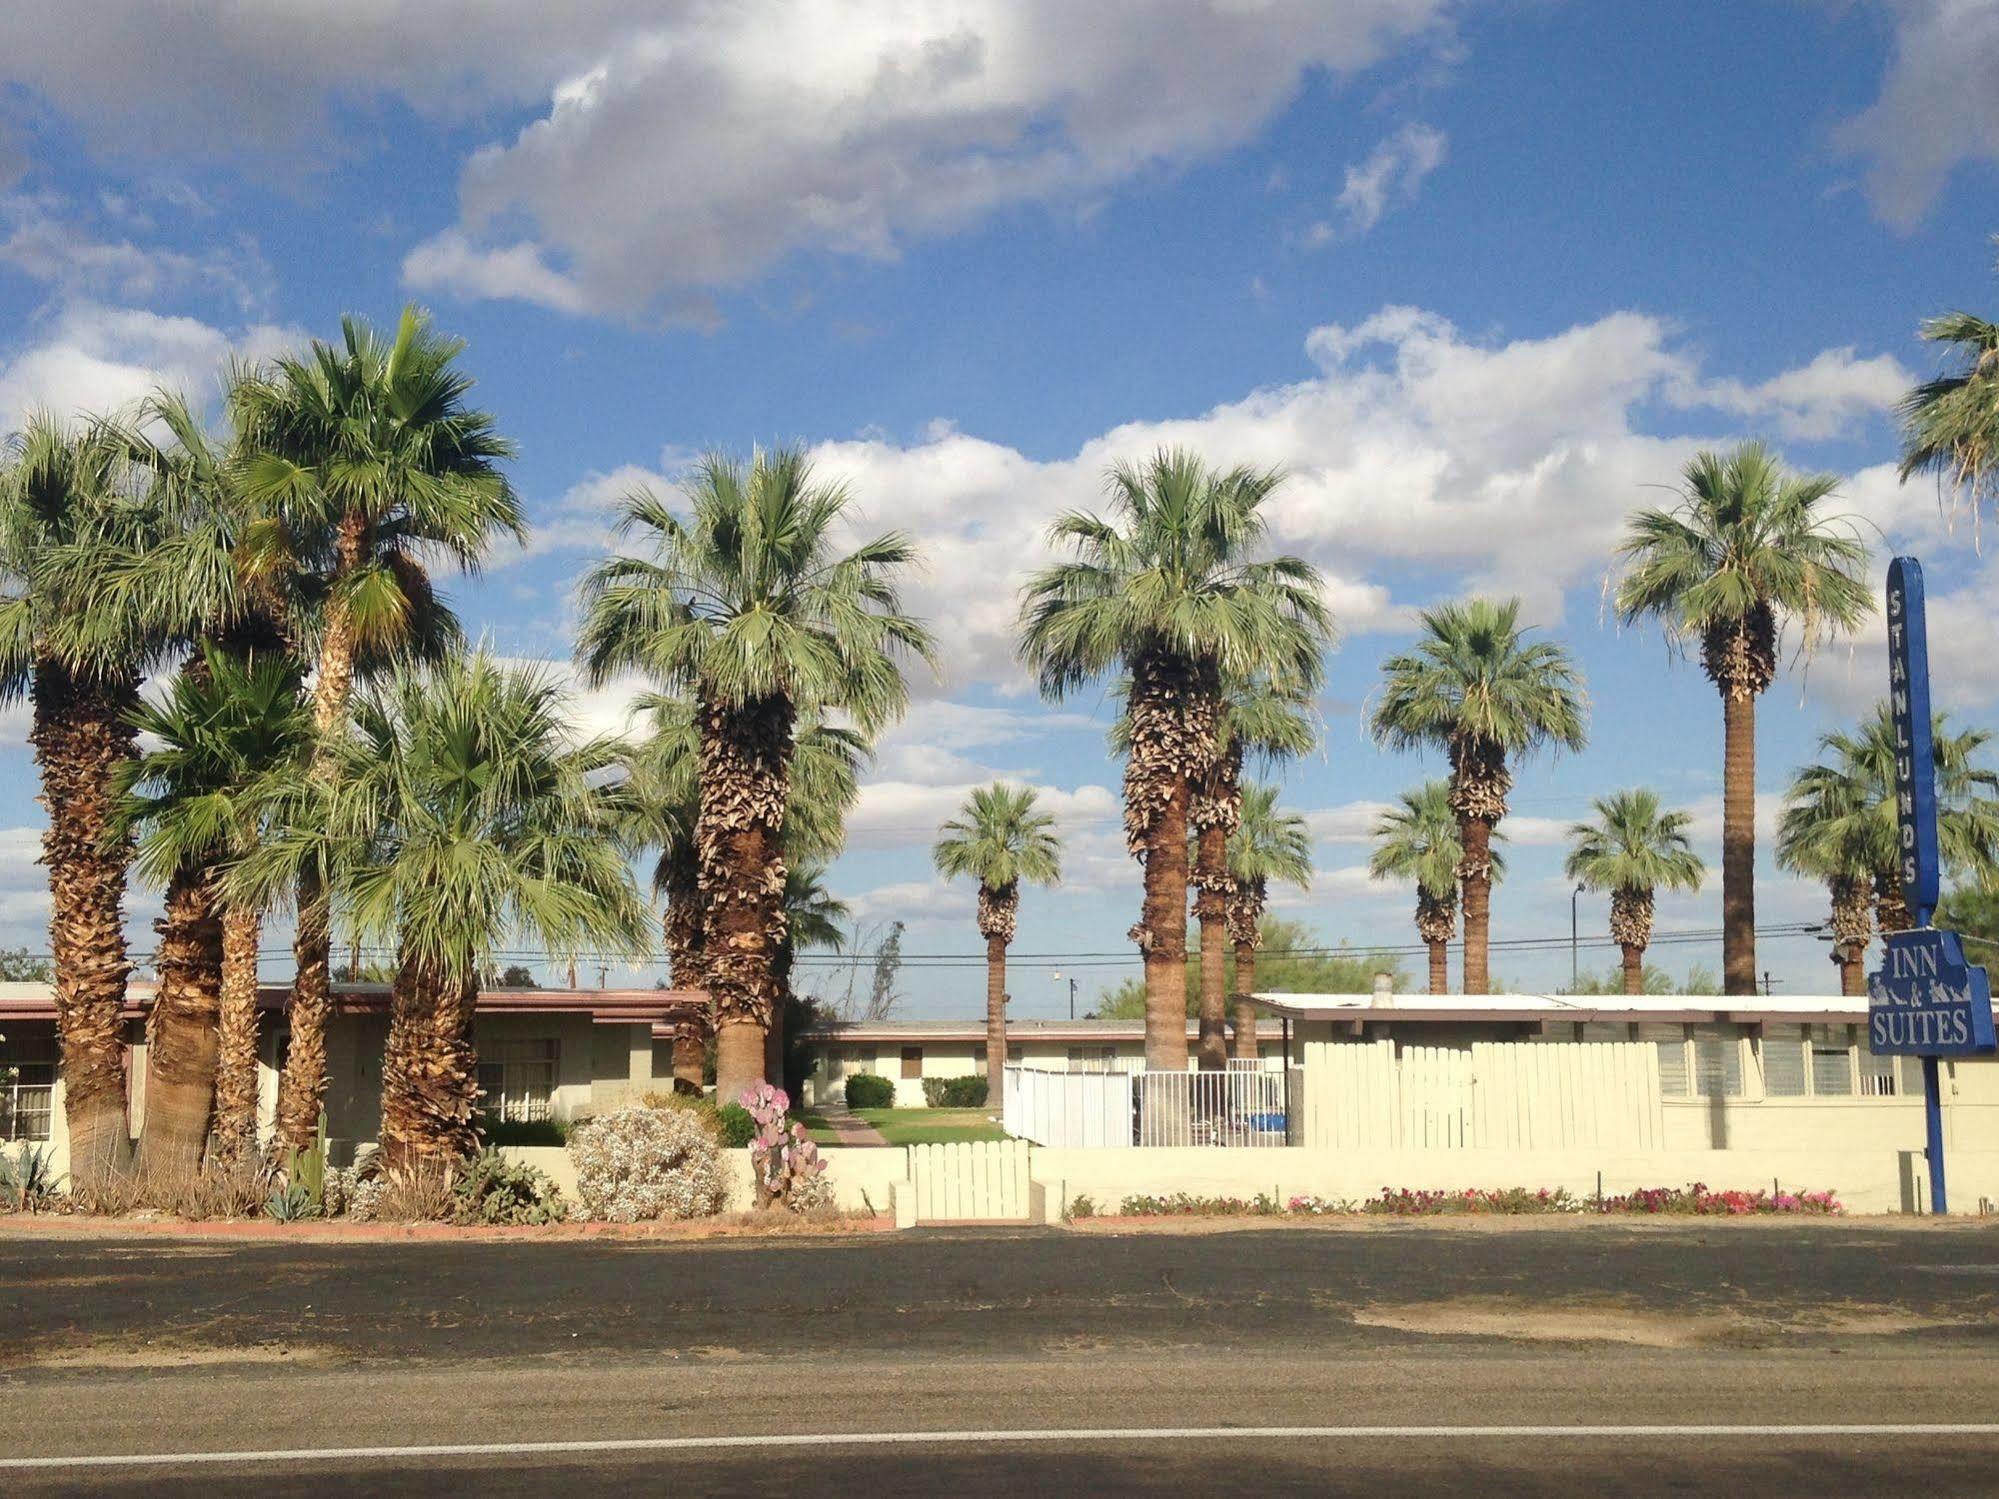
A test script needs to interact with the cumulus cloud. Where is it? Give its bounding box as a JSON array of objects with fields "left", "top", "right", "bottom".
[
  {"left": 1835, "top": 0, "right": 1999, "bottom": 229},
  {"left": 1675, "top": 346, "right": 1914, "bottom": 441},
  {"left": 1310, "top": 121, "right": 1446, "bottom": 242},
  {"left": 0, "top": 192, "right": 273, "bottom": 312}
]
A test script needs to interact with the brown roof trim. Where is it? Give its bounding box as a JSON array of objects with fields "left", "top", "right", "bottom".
[{"left": 0, "top": 984, "right": 707, "bottom": 1028}]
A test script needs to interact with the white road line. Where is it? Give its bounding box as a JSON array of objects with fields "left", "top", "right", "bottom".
[{"left": 5, "top": 1424, "right": 1999, "bottom": 1471}]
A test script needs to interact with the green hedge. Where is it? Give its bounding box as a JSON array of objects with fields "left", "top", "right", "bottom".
[
  {"left": 920, "top": 1075, "right": 988, "bottom": 1108},
  {"left": 844, "top": 1073, "right": 895, "bottom": 1109},
  {"left": 715, "top": 1103, "right": 756, "bottom": 1148}
]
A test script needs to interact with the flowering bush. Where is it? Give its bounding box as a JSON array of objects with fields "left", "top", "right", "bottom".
[
  {"left": 568, "top": 1103, "right": 728, "bottom": 1222},
  {"left": 1117, "top": 1191, "right": 1285, "bottom": 1217},
  {"left": 1599, "top": 1183, "right": 1841, "bottom": 1216},
  {"left": 1286, "top": 1194, "right": 1356, "bottom": 1215},
  {"left": 741, "top": 1083, "right": 831, "bottom": 1212},
  {"left": 1364, "top": 1186, "right": 1581, "bottom": 1216}
]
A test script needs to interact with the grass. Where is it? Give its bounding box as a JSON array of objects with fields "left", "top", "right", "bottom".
[{"left": 799, "top": 1107, "right": 1008, "bottom": 1147}]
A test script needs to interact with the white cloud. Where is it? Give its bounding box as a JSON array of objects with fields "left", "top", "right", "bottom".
[
  {"left": 1675, "top": 346, "right": 1913, "bottom": 441},
  {"left": 1304, "top": 799, "right": 1393, "bottom": 845},
  {"left": 0, "top": 302, "right": 298, "bottom": 431},
  {"left": 845, "top": 778, "right": 1118, "bottom": 852},
  {"left": 400, "top": 229, "right": 586, "bottom": 315},
  {"left": 1311, "top": 121, "right": 1446, "bottom": 242},
  {"left": 0, "top": 192, "right": 273, "bottom": 312},
  {"left": 1835, "top": 0, "right": 1999, "bottom": 229}
]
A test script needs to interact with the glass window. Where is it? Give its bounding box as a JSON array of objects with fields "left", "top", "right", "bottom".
[
  {"left": 476, "top": 1037, "right": 558, "bottom": 1123},
  {"left": 1809, "top": 1025, "right": 1854, "bottom": 1097},
  {"left": 899, "top": 1046, "right": 922, "bottom": 1079},
  {"left": 1691, "top": 1027, "right": 1743, "bottom": 1097},
  {"left": 0, "top": 1033, "right": 56, "bottom": 1142},
  {"left": 1762, "top": 1027, "right": 1808, "bottom": 1098},
  {"left": 1639, "top": 1023, "right": 1688, "bottom": 1097},
  {"left": 1066, "top": 1045, "right": 1117, "bottom": 1072}
]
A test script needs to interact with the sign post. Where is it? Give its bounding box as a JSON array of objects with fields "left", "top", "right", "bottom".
[{"left": 1868, "top": 557, "right": 1996, "bottom": 1214}]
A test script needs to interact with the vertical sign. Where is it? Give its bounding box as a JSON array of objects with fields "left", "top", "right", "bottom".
[
  {"left": 1872, "top": 556, "right": 1997, "bottom": 1216},
  {"left": 1886, "top": 556, "right": 1940, "bottom": 926}
]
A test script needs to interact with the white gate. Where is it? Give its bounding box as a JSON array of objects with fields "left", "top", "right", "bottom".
[
  {"left": 906, "top": 1140, "right": 1032, "bottom": 1223},
  {"left": 1003, "top": 1065, "right": 1132, "bottom": 1146}
]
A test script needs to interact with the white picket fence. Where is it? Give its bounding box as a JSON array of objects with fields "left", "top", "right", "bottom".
[
  {"left": 1002, "top": 1065, "right": 1295, "bottom": 1149},
  {"left": 906, "top": 1140, "right": 1032, "bottom": 1222}
]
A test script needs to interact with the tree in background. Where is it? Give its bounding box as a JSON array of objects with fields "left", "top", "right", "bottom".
[
  {"left": 0, "top": 949, "right": 52, "bottom": 982},
  {"left": 1898, "top": 249, "right": 1999, "bottom": 524},
  {"left": 1093, "top": 918, "right": 1401, "bottom": 1022},
  {"left": 580, "top": 448, "right": 930, "bottom": 1104},
  {"left": 934, "top": 782, "right": 1062, "bottom": 1119},
  {"left": 1223, "top": 783, "right": 1311, "bottom": 1056},
  {"left": 1615, "top": 444, "right": 1870, "bottom": 995},
  {"left": 1019, "top": 448, "right": 1330, "bottom": 1072},
  {"left": 1564, "top": 790, "right": 1705, "bottom": 997},
  {"left": 1369, "top": 780, "right": 1494, "bottom": 996},
  {"left": 1569, "top": 964, "right": 1720, "bottom": 997},
  {"left": 1372, "top": 598, "right": 1586, "bottom": 995},
  {"left": 233, "top": 306, "right": 522, "bottom": 1152}
]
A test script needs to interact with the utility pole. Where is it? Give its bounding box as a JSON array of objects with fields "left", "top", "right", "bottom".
[
  {"left": 1570, "top": 884, "right": 1585, "bottom": 991},
  {"left": 1053, "top": 970, "right": 1077, "bottom": 1020}
]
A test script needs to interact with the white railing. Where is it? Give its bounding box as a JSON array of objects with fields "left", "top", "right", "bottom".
[{"left": 1003, "top": 1065, "right": 1294, "bottom": 1148}]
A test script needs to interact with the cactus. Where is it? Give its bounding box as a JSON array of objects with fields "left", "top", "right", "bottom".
[{"left": 280, "top": 1111, "right": 330, "bottom": 1217}]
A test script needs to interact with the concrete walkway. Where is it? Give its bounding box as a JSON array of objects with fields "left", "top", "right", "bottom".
[{"left": 814, "top": 1100, "right": 889, "bottom": 1147}]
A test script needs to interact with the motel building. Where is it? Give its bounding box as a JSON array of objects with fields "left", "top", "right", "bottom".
[{"left": 7, "top": 979, "right": 1999, "bottom": 1217}]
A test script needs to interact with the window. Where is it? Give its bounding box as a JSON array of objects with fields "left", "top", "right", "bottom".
[
  {"left": 1006, "top": 1044, "right": 1023, "bottom": 1064},
  {"left": 1639, "top": 1023, "right": 1689, "bottom": 1097},
  {"left": 1810, "top": 1025, "right": 1855, "bottom": 1097},
  {"left": 0, "top": 1033, "right": 57, "bottom": 1142},
  {"left": 1066, "top": 1045, "right": 1117, "bottom": 1072},
  {"left": 1691, "top": 1026, "right": 1743, "bottom": 1097},
  {"left": 477, "top": 1038, "right": 558, "bottom": 1123},
  {"left": 899, "top": 1046, "right": 922, "bottom": 1079},
  {"left": 1762, "top": 1028, "right": 1808, "bottom": 1098},
  {"left": 1860, "top": 1047, "right": 1903, "bottom": 1097}
]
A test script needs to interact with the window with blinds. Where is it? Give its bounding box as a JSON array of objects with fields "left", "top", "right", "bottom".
[
  {"left": 1762, "top": 1027, "right": 1808, "bottom": 1097},
  {"left": 0, "top": 1032, "right": 56, "bottom": 1142},
  {"left": 1639, "top": 1023, "right": 1689, "bottom": 1097},
  {"left": 1809, "top": 1025, "right": 1855, "bottom": 1096},
  {"left": 476, "top": 1037, "right": 559, "bottom": 1123}
]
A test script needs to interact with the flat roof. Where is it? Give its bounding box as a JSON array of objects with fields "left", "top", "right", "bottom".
[
  {"left": 1248, "top": 990, "right": 1868, "bottom": 1026},
  {"left": 803, "top": 1018, "right": 1180, "bottom": 1043}
]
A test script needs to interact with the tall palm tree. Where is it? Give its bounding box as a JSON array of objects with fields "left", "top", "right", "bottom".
[
  {"left": 578, "top": 447, "right": 932, "bottom": 1104},
  {"left": 1372, "top": 598, "right": 1586, "bottom": 995},
  {"left": 1563, "top": 790, "right": 1706, "bottom": 996},
  {"left": 1780, "top": 705, "right": 1999, "bottom": 991},
  {"left": 1370, "top": 781, "right": 1473, "bottom": 996},
  {"left": 1898, "top": 250, "right": 1999, "bottom": 521},
  {"left": 112, "top": 648, "right": 309, "bottom": 1167},
  {"left": 0, "top": 415, "right": 174, "bottom": 1187},
  {"left": 296, "top": 652, "right": 643, "bottom": 1168},
  {"left": 1018, "top": 449, "right": 1332, "bottom": 1070},
  {"left": 934, "top": 783, "right": 1062, "bottom": 1116},
  {"left": 1222, "top": 782, "right": 1310, "bottom": 1057},
  {"left": 1615, "top": 444, "right": 1871, "bottom": 994},
  {"left": 232, "top": 306, "right": 521, "bottom": 1151}
]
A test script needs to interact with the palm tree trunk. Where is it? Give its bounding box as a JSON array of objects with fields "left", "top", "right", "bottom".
[
  {"left": 1228, "top": 939, "right": 1258, "bottom": 1059},
  {"left": 210, "top": 906, "right": 262, "bottom": 1164},
  {"left": 986, "top": 931, "right": 1009, "bottom": 1121},
  {"left": 1428, "top": 939, "right": 1448, "bottom": 995},
  {"left": 1138, "top": 782, "right": 1192, "bottom": 1071},
  {"left": 1620, "top": 943, "right": 1645, "bottom": 995},
  {"left": 1875, "top": 869, "right": 1914, "bottom": 936},
  {"left": 1838, "top": 949, "right": 1865, "bottom": 997},
  {"left": 664, "top": 872, "right": 709, "bottom": 1094},
  {"left": 698, "top": 694, "right": 791, "bottom": 1108},
  {"left": 1193, "top": 821, "right": 1230, "bottom": 1072},
  {"left": 379, "top": 959, "right": 480, "bottom": 1172},
  {"left": 31, "top": 659, "right": 136, "bottom": 1188},
  {"left": 277, "top": 511, "right": 368, "bottom": 1153},
  {"left": 1721, "top": 688, "right": 1758, "bottom": 995},
  {"left": 1459, "top": 817, "right": 1494, "bottom": 995},
  {"left": 671, "top": 1025, "right": 706, "bottom": 1094},
  {"left": 136, "top": 865, "right": 224, "bottom": 1175}
]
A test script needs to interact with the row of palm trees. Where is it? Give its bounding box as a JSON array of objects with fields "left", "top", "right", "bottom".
[{"left": 8, "top": 250, "right": 1998, "bottom": 1188}]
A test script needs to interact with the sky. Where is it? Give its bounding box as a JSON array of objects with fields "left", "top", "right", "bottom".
[{"left": 2, "top": 0, "right": 1998, "bottom": 1015}]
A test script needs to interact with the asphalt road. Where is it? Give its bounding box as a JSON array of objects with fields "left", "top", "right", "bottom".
[{"left": 4, "top": 1219, "right": 1999, "bottom": 1495}]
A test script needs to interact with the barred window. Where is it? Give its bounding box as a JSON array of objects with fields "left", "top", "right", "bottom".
[
  {"left": 0, "top": 1033, "right": 57, "bottom": 1143},
  {"left": 477, "top": 1038, "right": 558, "bottom": 1123},
  {"left": 1762, "top": 1027, "right": 1808, "bottom": 1098}
]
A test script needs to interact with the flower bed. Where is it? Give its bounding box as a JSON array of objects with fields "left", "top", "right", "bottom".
[{"left": 1098, "top": 1183, "right": 1845, "bottom": 1220}]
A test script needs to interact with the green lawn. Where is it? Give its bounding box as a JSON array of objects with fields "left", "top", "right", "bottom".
[{"left": 798, "top": 1107, "right": 1008, "bottom": 1147}]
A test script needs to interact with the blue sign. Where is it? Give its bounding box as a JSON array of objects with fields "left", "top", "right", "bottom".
[
  {"left": 1868, "top": 928, "right": 1996, "bottom": 1058},
  {"left": 1886, "top": 557, "right": 1941, "bottom": 924}
]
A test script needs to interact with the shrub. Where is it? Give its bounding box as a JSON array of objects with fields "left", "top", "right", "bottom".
[
  {"left": 716, "top": 1103, "right": 757, "bottom": 1148},
  {"left": 1117, "top": 1192, "right": 1285, "bottom": 1217},
  {"left": 920, "top": 1075, "right": 988, "bottom": 1109},
  {"left": 1363, "top": 1187, "right": 1580, "bottom": 1216},
  {"left": 1597, "top": 1183, "right": 1842, "bottom": 1216},
  {"left": 1066, "top": 1193, "right": 1097, "bottom": 1221},
  {"left": 741, "top": 1083, "right": 832, "bottom": 1212},
  {"left": 569, "top": 1103, "right": 727, "bottom": 1222},
  {"left": 0, "top": 1144, "right": 61, "bottom": 1213},
  {"left": 451, "top": 1149, "right": 568, "bottom": 1226},
  {"left": 481, "top": 1117, "right": 569, "bottom": 1147},
  {"left": 845, "top": 1073, "right": 894, "bottom": 1109},
  {"left": 353, "top": 1165, "right": 455, "bottom": 1224}
]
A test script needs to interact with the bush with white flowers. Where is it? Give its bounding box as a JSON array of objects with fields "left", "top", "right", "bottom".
[{"left": 568, "top": 1103, "right": 728, "bottom": 1222}]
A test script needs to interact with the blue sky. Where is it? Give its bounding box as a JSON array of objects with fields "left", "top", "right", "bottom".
[{"left": 2, "top": 1, "right": 1998, "bottom": 1013}]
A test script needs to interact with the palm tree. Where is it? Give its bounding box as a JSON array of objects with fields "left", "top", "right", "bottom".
[
  {"left": 578, "top": 448, "right": 932, "bottom": 1104},
  {"left": 232, "top": 306, "right": 522, "bottom": 1151},
  {"left": 1222, "top": 782, "right": 1310, "bottom": 1057},
  {"left": 1898, "top": 250, "right": 1999, "bottom": 520},
  {"left": 0, "top": 415, "right": 173, "bottom": 1187},
  {"left": 1780, "top": 705, "right": 1999, "bottom": 991},
  {"left": 329, "top": 652, "right": 644, "bottom": 1168},
  {"left": 1563, "top": 790, "right": 1706, "bottom": 996},
  {"left": 1018, "top": 449, "right": 1332, "bottom": 1070},
  {"left": 112, "top": 648, "right": 309, "bottom": 1167},
  {"left": 934, "top": 783, "right": 1062, "bottom": 1116},
  {"left": 1615, "top": 444, "right": 1871, "bottom": 994},
  {"left": 1372, "top": 598, "right": 1586, "bottom": 994},
  {"left": 1370, "top": 781, "right": 1474, "bottom": 996}
]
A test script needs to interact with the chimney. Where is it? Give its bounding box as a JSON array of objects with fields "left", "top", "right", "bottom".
[{"left": 1370, "top": 971, "right": 1394, "bottom": 1008}]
